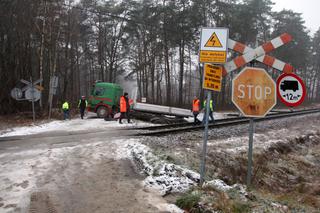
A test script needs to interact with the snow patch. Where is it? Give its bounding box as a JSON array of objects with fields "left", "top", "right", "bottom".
[
  {"left": 121, "top": 142, "right": 200, "bottom": 195},
  {"left": 119, "top": 140, "right": 249, "bottom": 199},
  {"left": 157, "top": 203, "right": 184, "bottom": 213},
  {"left": 204, "top": 180, "right": 248, "bottom": 201},
  {"left": 0, "top": 117, "right": 154, "bottom": 137},
  {"left": 204, "top": 179, "right": 233, "bottom": 191}
]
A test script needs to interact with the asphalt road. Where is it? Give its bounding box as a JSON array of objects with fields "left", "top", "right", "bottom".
[{"left": 0, "top": 127, "right": 176, "bottom": 213}]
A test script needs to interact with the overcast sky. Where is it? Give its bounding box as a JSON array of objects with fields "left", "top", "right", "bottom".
[
  {"left": 72, "top": 0, "right": 319, "bottom": 35},
  {"left": 272, "top": 0, "right": 319, "bottom": 35}
]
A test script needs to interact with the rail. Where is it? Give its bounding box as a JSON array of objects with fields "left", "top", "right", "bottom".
[{"left": 134, "top": 108, "right": 320, "bottom": 136}]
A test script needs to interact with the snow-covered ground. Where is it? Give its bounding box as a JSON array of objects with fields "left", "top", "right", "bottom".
[
  {"left": 0, "top": 111, "right": 232, "bottom": 137},
  {"left": 0, "top": 138, "right": 185, "bottom": 213},
  {"left": 205, "top": 114, "right": 320, "bottom": 153},
  {"left": 0, "top": 114, "right": 154, "bottom": 137},
  {"left": 0, "top": 111, "right": 242, "bottom": 212}
]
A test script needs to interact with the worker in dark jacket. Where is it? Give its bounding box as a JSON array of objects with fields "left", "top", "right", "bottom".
[
  {"left": 119, "top": 92, "right": 131, "bottom": 124},
  {"left": 192, "top": 96, "right": 201, "bottom": 124},
  {"left": 78, "top": 96, "right": 88, "bottom": 119}
]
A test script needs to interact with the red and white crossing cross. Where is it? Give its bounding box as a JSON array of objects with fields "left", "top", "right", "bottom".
[
  {"left": 227, "top": 38, "right": 294, "bottom": 74},
  {"left": 223, "top": 33, "right": 292, "bottom": 75}
]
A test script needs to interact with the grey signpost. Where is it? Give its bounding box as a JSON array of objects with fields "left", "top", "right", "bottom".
[
  {"left": 232, "top": 67, "right": 276, "bottom": 187},
  {"left": 198, "top": 27, "right": 228, "bottom": 185},
  {"left": 48, "top": 76, "right": 59, "bottom": 119},
  {"left": 200, "top": 92, "right": 211, "bottom": 185},
  {"left": 247, "top": 118, "right": 254, "bottom": 186},
  {"left": 30, "top": 77, "right": 35, "bottom": 122},
  {"left": 10, "top": 78, "right": 43, "bottom": 123}
]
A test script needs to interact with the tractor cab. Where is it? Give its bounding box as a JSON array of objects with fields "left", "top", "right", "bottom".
[{"left": 87, "top": 81, "right": 123, "bottom": 118}]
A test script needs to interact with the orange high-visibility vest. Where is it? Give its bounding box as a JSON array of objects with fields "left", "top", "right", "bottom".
[
  {"left": 120, "top": 96, "right": 127, "bottom": 113},
  {"left": 192, "top": 99, "right": 200, "bottom": 112}
]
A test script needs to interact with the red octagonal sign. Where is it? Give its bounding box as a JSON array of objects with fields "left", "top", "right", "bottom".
[{"left": 232, "top": 67, "right": 277, "bottom": 117}]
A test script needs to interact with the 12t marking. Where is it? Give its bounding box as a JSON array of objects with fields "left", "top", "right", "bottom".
[{"left": 283, "top": 93, "right": 301, "bottom": 101}]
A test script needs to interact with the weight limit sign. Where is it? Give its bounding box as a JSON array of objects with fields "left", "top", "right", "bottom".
[{"left": 276, "top": 73, "right": 306, "bottom": 107}]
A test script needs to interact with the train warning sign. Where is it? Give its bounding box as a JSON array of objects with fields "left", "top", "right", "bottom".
[
  {"left": 199, "top": 27, "right": 228, "bottom": 64},
  {"left": 276, "top": 73, "right": 306, "bottom": 107},
  {"left": 203, "top": 64, "right": 222, "bottom": 91}
]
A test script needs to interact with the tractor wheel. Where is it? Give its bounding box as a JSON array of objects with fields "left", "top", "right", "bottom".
[{"left": 97, "top": 106, "right": 109, "bottom": 118}]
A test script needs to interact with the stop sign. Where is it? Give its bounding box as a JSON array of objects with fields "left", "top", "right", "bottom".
[{"left": 232, "top": 67, "right": 276, "bottom": 117}]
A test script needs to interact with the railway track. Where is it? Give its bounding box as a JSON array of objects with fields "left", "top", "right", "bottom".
[
  {"left": 134, "top": 108, "right": 320, "bottom": 136},
  {"left": 132, "top": 108, "right": 303, "bottom": 131}
]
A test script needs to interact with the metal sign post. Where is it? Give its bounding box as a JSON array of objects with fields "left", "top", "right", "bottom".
[
  {"left": 247, "top": 118, "right": 254, "bottom": 186},
  {"left": 200, "top": 91, "right": 211, "bottom": 185},
  {"left": 232, "top": 67, "right": 276, "bottom": 187},
  {"left": 30, "top": 77, "right": 36, "bottom": 123},
  {"left": 199, "top": 27, "right": 228, "bottom": 186},
  {"left": 10, "top": 78, "right": 43, "bottom": 123},
  {"left": 200, "top": 64, "right": 222, "bottom": 185},
  {"left": 225, "top": 32, "right": 295, "bottom": 187},
  {"left": 48, "top": 76, "right": 59, "bottom": 119}
]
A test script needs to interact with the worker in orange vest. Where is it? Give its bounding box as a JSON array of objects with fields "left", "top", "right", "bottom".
[
  {"left": 119, "top": 92, "right": 131, "bottom": 124},
  {"left": 192, "top": 96, "right": 201, "bottom": 124}
]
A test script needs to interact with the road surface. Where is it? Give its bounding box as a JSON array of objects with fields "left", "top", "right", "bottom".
[{"left": 0, "top": 121, "right": 179, "bottom": 213}]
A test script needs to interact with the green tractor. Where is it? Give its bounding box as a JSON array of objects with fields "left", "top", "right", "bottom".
[{"left": 87, "top": 82, "right": 123, "bottom": 118}]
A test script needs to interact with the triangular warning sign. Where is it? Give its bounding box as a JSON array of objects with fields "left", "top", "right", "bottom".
[{"left": 205, "top": 32, "right": 223, "bottom": 47}]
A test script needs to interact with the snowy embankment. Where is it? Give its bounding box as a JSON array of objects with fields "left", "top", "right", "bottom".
[
  {"left": 122, "top": 141, "right": 247, "bottom": 198},
  {"left": 126, "top": 142, "right": 200, "bottom": 195}
]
